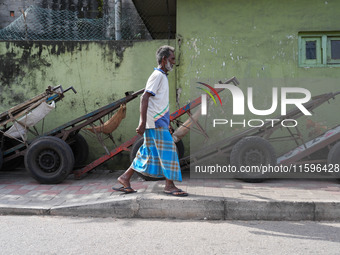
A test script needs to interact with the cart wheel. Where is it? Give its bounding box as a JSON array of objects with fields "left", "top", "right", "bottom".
[
  {"left": 24, "top": 136, "right": 75, "bottom": 184},
  {"left": 230, "top": 136, "right": 276, "bottom": 183},
  {"left": 129, "top": 137, "right": 144, "bottom": 163},
  {"left": 130, "top": 136, "right": 185, "bottom": 181},
  {"left": 69, "top": 133, "right": 89, "bottom": 169},
  {"left": 327, "top": 141, "right": 340, "bottom": 180}
]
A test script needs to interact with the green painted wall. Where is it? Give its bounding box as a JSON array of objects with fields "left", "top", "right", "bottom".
[
  {"left": 176, "top": 0, "right": 340, "bottom": 155},
  {"left": 0, "top": 40, "right": 176, "bottom": 168}
]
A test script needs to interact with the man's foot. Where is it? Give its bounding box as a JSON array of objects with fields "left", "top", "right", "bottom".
[
  {"left": 164, "top": 188, "right": 188, "bottom": 197},
  {"left": 113, "top": 168, "right": 137, "bottom": 194},
  {"left": 117, "top": 175, "right": 131, "bottom": 189},
  {"left": 112, "top": 186, "right": 137, "bottom": 194},
  {"left": 164, "top": 180, "right": 188, "bottom": 196}
]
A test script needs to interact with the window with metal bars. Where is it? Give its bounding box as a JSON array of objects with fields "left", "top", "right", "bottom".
[{"left": 299, "top": 32, "right": 340, "bottom": 67}]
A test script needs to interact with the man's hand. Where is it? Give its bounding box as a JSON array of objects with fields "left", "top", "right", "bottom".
[
  {"left": 169, "top": 125, "right": 174, "bottom": 134},
  {"left": 136, "top": 122, "right": 146, "bottom": 136}
]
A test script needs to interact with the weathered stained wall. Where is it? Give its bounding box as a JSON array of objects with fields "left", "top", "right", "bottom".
[
  {"left": 176, "top": 0, "right": 340, "bottom": 155},
  {"left": 0, "top": 40, "right": 176, "bottom": 168}
]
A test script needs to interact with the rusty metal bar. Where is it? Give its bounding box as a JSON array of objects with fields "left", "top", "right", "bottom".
[{"left": 73, "top": 134, "right": 140, "bottom": 179}]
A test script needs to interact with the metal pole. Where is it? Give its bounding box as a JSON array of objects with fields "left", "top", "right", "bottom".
[{"left": 115, "top": 0, "right": 122, "bottom": 40}]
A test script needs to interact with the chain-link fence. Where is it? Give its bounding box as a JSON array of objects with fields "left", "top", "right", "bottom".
[{"left": 0, "top": 0, "right": 176, "bottom": 41}]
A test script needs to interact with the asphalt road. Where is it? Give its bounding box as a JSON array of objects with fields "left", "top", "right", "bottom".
[{"left": 1, "top": 216, "right": 340, "bottom": 254}]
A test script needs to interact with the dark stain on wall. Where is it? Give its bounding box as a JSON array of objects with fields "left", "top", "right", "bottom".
[
  {"left": 0, "top": 41, "right": 81, "bottom": 93},
  {"left": 70, "top": 99, "right": 76, "bottom": 108},
  {"left": 107, "top": 93, "right": 117, "bottom": 103},
  {"left": 49, "top": 41, "right": 79, "bottom": 55},
  {"left": 0, "top": 40, "right": 134, "bottom": 106},
  {"left": 0, "top": 41, "right": 48, "bottom": 94},
  {"left": 0, "top": 52, "right": 22, "bottom": 85},
  {"left": 102, "top": 40, "right": 133, "bottom": 68}
]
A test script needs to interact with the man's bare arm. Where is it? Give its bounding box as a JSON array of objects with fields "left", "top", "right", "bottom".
[{"left": 136, "top": 92, "right": 152, "bottom": 135}]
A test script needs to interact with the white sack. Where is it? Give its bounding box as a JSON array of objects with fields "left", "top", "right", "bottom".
[{"left": 4, "top": 101, "right": 55, "bottom": 139}]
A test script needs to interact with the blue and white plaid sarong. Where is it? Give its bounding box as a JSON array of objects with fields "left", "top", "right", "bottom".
[{"left": 131, "top": 127, "right": 182, "bottom": 181}]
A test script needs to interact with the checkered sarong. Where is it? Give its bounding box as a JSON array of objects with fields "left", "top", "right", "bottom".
[{"left": 131, "top": 127, "right": 182, "bottom": 181}]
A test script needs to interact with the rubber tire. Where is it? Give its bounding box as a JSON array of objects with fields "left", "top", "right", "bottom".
[
  {"left": 129, "top": 137, "right": 145, "bottom": 163},
  {"left": 24, "top": 136, "right": 75, "bottom": 184},
  {"left": 130, "top": 136, "right": 185, "bottom": 181},
  {"left": 230, "top": 136, "right": 276, "bottom": 183},
  {"left": 69, "top": 133, "right": 89, "bottom": 169},
  {"left": 327, "top": 141, "right": 340, "bottom": 180}
]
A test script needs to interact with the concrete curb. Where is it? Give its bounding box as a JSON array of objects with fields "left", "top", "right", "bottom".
[
  {"left": 0, "top": 205, "right": 51, "bottom": 216},
  {"left": 2, "top": 196, "right": 340, "bottom": 221}
]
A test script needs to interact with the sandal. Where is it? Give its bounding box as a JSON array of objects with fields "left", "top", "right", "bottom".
[
  {"left": 164, "top": 189, "right": 188, "bottom": 197},
  {"left": 112, "top": 186, "right": 137, "bottom": 194}
]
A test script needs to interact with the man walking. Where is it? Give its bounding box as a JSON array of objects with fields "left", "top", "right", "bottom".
[{"left": 113, "top": 45, "right": 188, "bottom": 197}]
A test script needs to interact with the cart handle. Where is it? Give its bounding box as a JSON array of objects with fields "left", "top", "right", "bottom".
[
  {"left": 46, "top": 85, "right": 77, "bottom": 103},
  {"left": 63, "top": 86, "right": 77, "bottom": 94}
]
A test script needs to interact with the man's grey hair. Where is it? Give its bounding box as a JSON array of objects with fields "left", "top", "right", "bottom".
[{"left": 156, "top": 45, "right": 175, "bottom": 65}]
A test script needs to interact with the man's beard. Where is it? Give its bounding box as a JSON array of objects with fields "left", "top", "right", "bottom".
[{"left": 165, "top": 60, "right": 173, "bottom": 72}]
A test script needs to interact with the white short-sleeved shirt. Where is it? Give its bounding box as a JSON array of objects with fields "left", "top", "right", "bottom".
[{"left": 143, "top": 68, "right": 170, "bottom": 129}]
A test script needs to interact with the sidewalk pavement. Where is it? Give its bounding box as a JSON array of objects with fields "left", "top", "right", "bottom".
[{"left": 1, "top": 168, "right": 340, "bottom": 221}]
